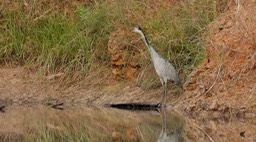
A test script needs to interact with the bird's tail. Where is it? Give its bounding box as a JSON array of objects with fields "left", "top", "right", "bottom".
[
  {"left": 176, "top": 81, "right": 183, "bottom": 90},
  {"left": 175, "top": 81, "right": 185, "bottom": 95}
]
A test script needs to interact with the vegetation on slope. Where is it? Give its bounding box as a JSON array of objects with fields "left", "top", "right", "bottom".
[{"left": 0, "top": 0, "right": 230, "bottom": 80}]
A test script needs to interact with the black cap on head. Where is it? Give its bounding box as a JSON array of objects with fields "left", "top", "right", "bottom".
[{"left": 134, "top": 25, "right": 142, "bottom": 31}]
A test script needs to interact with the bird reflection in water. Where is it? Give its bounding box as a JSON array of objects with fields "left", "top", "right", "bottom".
[{"left": 157, "top": 108, "right": 182, "bottom": 142}]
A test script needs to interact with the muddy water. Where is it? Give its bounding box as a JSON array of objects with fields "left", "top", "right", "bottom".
[{"left": 0, "top": 105, "right": 255, "bottom": 142}]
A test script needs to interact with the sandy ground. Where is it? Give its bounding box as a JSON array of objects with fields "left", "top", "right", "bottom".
[{"left": 0, "top": 65, "right": 178, "bottom": 107}]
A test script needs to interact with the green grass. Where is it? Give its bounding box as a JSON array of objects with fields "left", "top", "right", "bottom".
[
  {"left": 1, "top": 8, "right": 93, "bottom": 74},
  {"left": 0, "top": 0, "right": 230, "bottom": 81}
]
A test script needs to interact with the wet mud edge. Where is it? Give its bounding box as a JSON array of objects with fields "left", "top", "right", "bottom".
[{"left": 105, "top": 103, "right": 160, "bottom": 111}]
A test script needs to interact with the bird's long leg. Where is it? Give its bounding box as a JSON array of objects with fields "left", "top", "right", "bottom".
[
  {"left": 158, "top": 78, "right": 165, "bottom": 108},
  {"left": 162, "top": 81, "right": 168, "bottom": 108},
  {"left": 166, "top": 83, "right": 168, "bottom": 107}
]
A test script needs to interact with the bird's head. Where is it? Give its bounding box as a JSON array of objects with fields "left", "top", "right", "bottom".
[{"left": 132, "top": 25, "right": 143, "bottom": 33}]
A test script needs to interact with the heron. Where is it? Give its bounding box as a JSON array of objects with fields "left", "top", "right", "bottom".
[{"left": 132, "top": 26, "right": 182, "bottom": 107}]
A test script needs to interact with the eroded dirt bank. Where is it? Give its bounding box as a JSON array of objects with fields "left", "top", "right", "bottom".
[{"left": 175, "top": 0, "right": 256, "bottom": 117}]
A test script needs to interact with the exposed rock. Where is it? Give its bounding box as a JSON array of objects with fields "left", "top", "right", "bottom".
[{"left": 108, "top": 25, "right": 143, "bottom": 80}]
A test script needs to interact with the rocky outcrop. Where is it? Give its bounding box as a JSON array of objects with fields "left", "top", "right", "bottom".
[{"left": 108, "top": 25, "right": 143, "bottom": 80}]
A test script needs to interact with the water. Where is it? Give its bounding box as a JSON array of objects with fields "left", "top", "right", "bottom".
[{"left": 0, "top": 105, "right": 255, "bottom": 142}]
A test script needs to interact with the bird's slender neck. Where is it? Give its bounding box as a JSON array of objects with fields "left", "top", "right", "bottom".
[
  {"left": 136, "top": 30, "right": 157, "bottom": 60},
  {"left": 138, "top": 31, "right": 151, "bottom": 50}
]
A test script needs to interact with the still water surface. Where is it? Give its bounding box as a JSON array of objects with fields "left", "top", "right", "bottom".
[{"left": 0, "top": 105, "right": 255, "bottom": 142}]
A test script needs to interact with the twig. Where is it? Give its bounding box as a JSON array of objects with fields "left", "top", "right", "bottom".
[
  {"left": 250, "top": 83, "right": 256, "bottom": 95},
  {"left": 52, "top": 103, "right": 64, "bottom": 110},
  {"left": 235, "top": 0, "right": 241, "bottom": 14},
  {"left": 33, "top": 9, "right": 52, "bottom": 22},
  {"left": 194, "top": 124, "right": 215, "bottom": 142},
  {"left": 172, "top": 93, "right": 186, "bottom": 106},
  {"left": 204, "top": 63, "right": 222, "bottom": 95},
  {"left": 244, "top": 83, "right": 256, "bottom": 104}
]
